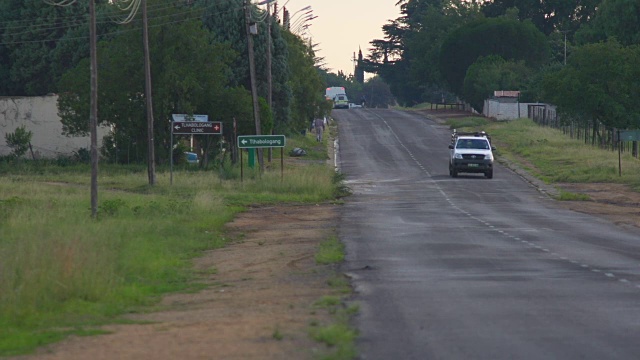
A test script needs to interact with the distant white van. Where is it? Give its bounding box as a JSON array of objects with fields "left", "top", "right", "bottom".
[{"left": 325, "top": 86, "right": 346, "bottom": 101}]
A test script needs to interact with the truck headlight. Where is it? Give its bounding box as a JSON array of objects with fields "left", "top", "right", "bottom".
[
  {"left": 454, "top": 153, "right": 463, "bottom": 159},
  {"left": 485, "top": 153, "right": 493, "bottom": 161}
]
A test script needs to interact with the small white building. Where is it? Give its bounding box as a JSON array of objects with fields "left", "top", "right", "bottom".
[
  {"left": 482, "top": 91, "right": 542, "bottom": 121},
  {"left": 0, "top": 95, "right": 108, "bottom": 158}
]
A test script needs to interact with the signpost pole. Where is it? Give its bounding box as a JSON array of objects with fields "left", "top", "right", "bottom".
[
  {"left": 281, "top": 147, "right": 284, "bottom": 182},
  {"left": 249, "top": 148, "right": 255, "bottom": 168},
  {"left": 240, "top": 146, "right": 244, "bottom": 183},
  {"left": 170, "top": 122, "right": 174, "bottom": 185},
  {"left": 618, "top": 130, "right": 622, "bottom": 177}
]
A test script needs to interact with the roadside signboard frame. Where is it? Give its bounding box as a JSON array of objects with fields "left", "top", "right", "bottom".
[
  {"left": 617, "top": 129, "right": 640, "bottom": 176},
  {"left": 619, "top": 130, "right": 640, "bottom": 142},
  {"left": 238, "top": 135, "right": 286, "bottom": 148},
  {"left": 170, "top": 114, "right": 222, "bottom": 185},
  {"left": 172, "top": 114, "right": 209, "bottom": 122},
  {"left": 172, "top": 121, "right": 222, "bottom": 135},
  {"left": 237, "top": 135, "right": 286, "bottom": 182}
]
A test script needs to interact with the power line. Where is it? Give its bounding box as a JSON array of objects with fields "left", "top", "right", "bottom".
[
  {"left": 113, "top": 0, "right": 143, "bottom": 24},
  {"left": 0, "top": 3, "right": 244, "bottom": 46},
  {"left": 0, "top": 0, "right": 212, "bottom": 32},
  {"left": 250, "top": 7, "right": 268, "bottom": 22},
  {"left": 0, "top": 0, "right": 240, "bottom": 35},
  {"left": 0, "top": 0, "right": 180, "bottom": 31},
  {"left": 43, "top": 0, "right": 78, "bottom": 7}
]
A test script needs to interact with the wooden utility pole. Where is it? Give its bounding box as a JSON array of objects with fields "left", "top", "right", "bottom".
[
  {"left": 267, "top": 1, "right": 273, "bottom": 162},
  {"left": 244, "top": 0, "right": 264, "bottom": 171},
  {"left": 89, "top": 0, "right": 99, "bottom": 218},
  {"left": 266, "top": 2, "right": 273, "bottom": 113},
  {"left": 142, "top": 0, "right": 156, "bottom": 185},
  {"left": 47, "top": 0, "right": 99, "bottom": 217}
]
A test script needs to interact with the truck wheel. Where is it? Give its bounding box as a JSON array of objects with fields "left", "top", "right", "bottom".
[
  {"left": 485, "top": 170, "right": 493, "bottom": 179},
  {"left": 451, "top": 168, "right": 458, "bottom": 178}
]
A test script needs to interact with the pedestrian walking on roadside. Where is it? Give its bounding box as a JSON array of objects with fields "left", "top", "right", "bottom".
[{"left": 314, "top": 117, "right": 325, "bottom": 142}]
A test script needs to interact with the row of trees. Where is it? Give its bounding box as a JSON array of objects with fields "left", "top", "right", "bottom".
[
  {"left": 321, "top": 70, "right": 396, "bottom": 109},
  {"left": 0, "top": 0, "right": 333, "bottom": 164},
  {"left": 364, "top": 0, "right": 640, "bottom": 131}
]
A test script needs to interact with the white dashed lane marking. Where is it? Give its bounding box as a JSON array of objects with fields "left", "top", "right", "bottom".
[{"left": 371, "top": 109, "right": 640, "bottom": 292}]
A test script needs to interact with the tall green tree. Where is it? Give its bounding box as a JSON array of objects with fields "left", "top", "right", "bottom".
[
  {"left": 197, "top": 0, "right": 246, "bottom": 85},
  {"left": 463, "top": 55, "right": 531, "bottom": 112},
  {"left": 196, "top": 0, "right": 292, "bottom": 131},
  {"left": 541, "top": 40, "right": 640, "bottom": 131},
  {"left": 366, "top": 0, "right": 480, "bottom": 106},
  {"left": 5, "top": 125, "right": 33, "bottom": 158},
  {"left": 440, "top": 17, "right": 548, "bottom": 97},
  {"left": 57, "top": 14, "right": 235, "bottom": 164},
  {"left": 481, "top": 0, "right": 598, "bottom": 36},
  {"left": 319, "top": 70, "right": 350, "bottom": 90},
  {"left": 575, "top": 0, "right": 640, "bottom": 46},
  {"left": 361, "top": 76, "right": 395, "bottom": 108},
  {"left": 283, "top": 31, "right": 325, "bottom": 133},
  {"left": 0, "top": 0, "right": 115, "bottom": 96}
]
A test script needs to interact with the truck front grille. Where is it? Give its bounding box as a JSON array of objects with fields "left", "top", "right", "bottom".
[{"left": 462, "top": 154, "right": 486, "bottom": 160}]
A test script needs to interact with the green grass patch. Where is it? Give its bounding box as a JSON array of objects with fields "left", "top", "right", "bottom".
[
  {"left": 285, "top": 129, "right": 331, "bottom": 161},
  {"left": 310, "top": 322, "right": 358, "bottom": 360},
  {"left": 451, "top": 118, "right": 640, "bottom": 188},
  {"left": 393, "top": 102, "right": 432, "bottom": 110},
  {"left": 272, "top": 326, "right": 284, "bottom": 341},
  {"left": 314, "top": 296, "right": 342, "bottom": 312},
  {"left": 332, "top": 172, "right": 352, "bottom": 199},
  {"left": 315, "top": 236, "right": 345, "bottom": 265},
  {"left": 556, "top": 191, "right": 592, "bottom": 201},
  {"left": 310, "top": 223, "right": 357, "bottom": 359},
  {"left": 327, "top": 274, "right": 351, "bottom": 294},
  {"left": 445, "top": 116, "right": 490, "bottom": 130},
  {"left": 0, "top": 133, "right": 343, "bottom": 356}
]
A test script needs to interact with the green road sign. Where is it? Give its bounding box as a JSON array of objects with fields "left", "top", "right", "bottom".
[
  {"left": 238, "top": 135, "right": 286, "bottom": 148},
  {"left": 620, "top": 130, "right": 640, "bottom": 142}
]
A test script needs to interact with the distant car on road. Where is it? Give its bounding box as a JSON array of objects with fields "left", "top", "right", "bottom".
[
  {"left": 349, "top": 103, "right": 362, "bottom": 108},
  {"left": 185, "top": 152, "right": 199, "bottom": 164}
]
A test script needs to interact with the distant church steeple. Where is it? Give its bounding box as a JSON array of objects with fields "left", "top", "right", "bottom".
[{"left": 355, "top": 47, "right": 364, "bottom": 84}]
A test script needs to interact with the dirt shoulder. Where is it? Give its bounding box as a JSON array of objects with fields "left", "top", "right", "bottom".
[
  {"left": 553, "top": 183, "right": 640, "bottom": 229},
  {"left": 15, "top": 203, "right": 342, "bottom": 360}
]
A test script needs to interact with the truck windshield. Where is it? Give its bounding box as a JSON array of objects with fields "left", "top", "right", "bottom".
[{"left": 457, "top": 139, "right": 489, "bottom": 149}]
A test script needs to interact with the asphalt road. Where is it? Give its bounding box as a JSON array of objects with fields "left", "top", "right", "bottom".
[{"left": 334, "top": 108, "right": 640, "bottom": 360}]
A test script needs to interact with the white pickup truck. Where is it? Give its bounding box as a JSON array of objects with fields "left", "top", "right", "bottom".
[{"left": 448, "top": 131, "right": 496, "bottom": 179}]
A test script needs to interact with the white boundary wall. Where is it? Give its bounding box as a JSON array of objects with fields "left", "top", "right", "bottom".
[
  {"left": 483, "top": 99, "right": 540, "bottom": 120},
  {"left": 0, "top": 95, "right": 108, "bottom": 158}
]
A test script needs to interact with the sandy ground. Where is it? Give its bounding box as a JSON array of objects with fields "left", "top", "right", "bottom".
[
  {"left": 554, "top": 183, "right": 640, "bottom": 229},
  {"left": 11, "top": 110, "right": 640, "bottom": 359},
  {"left": 14, "top": 204, "right": 342, "bottom": 360}
]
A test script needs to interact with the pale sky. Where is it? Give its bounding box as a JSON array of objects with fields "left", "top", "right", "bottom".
[{"left": 275, "top": 0, "right": 401, "bottom": 76}]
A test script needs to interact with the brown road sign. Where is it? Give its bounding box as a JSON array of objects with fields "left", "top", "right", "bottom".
[{"left": 172, "top": 121, "right": 222, "bottom": 135}]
